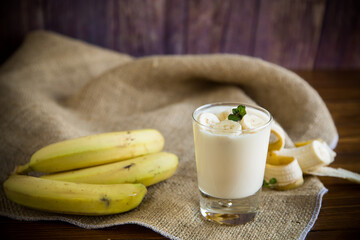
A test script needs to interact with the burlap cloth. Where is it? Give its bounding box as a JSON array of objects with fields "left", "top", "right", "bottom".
[{"left": 0, "top": 31, "right": 338, "bottom": 240}]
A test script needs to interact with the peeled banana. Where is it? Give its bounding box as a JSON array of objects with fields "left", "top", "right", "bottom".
[
  {"left": 265, "top": 125, "right": 360, "bottom": 188},
  {"left": 274, "top": 140, "right": 335, "bottom": 173},
  {"left": 265, "top": 153, "right": 304, "bottom": 190},
  {"left": 15, "top": 129, "right": 164, "bottom": 174},
  {"left": 294, "top": 139, "right": 336, "bottom": 160},
  {"left": 294, "top": 139, "right": 322, "bottom": 147},
  {"left": 41, "top": 152, "right": 178, "bottom": 186},
  {"left": 3, "top": 174, "right": 147, "bottom": 215},
  {"left": 264, "top": 125, "right": 337, "bottom": 190},
  {"left": 263, "top": 125, "right": 303, "bottom": 190}
]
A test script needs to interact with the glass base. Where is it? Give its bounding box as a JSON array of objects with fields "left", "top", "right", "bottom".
[{"left": 199, "top": 188, "right": 261, "bottom": 225}]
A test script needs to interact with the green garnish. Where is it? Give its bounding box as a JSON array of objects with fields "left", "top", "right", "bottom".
[
  {"left": 263, "top": 178, "right": 277, "bottom": 188},
  {"left": 228, "top": 114, "right": 241, "bottom": 121},
  {"left": 228, "top": 105, "right": 246, "bottom": 122},
  {"left": 269, "top": 178, "right": 277, "bottom": 184}
]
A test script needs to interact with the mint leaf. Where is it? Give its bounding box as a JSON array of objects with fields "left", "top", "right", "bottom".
[
  {"left": 228, "top": 114, "right": 241, "bottom": 121},
  {"left": 263, "top": 178, "right": 277, "bottom": 188},
  {"left": 228, "top": 105, "right": 247, "bottom": 122},
  {"left": 269, "top": 178, "right": 277, "bottom": 184},
  {"left": 237, "top": 105, "right": 246, "bottom": 118},
  {"left": 263, "top": 180, "right": 269, "bottom": 187}
]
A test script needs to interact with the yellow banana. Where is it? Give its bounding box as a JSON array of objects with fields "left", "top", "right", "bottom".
[
  {"left": 3, "top": 174, "right": 147, "bottom": 215},
  {"left": 41, "top": 152, "right": 178, "bottom": 186},
  {"left": 15, "top": 129, "right": 164, "bottom": 174}
]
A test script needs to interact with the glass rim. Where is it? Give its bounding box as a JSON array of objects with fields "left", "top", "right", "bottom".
[{"left": 192, "top": 102, "right": 273, "bottom": 133}]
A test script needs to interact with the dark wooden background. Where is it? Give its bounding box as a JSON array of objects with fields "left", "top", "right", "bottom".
[{"left": 1, "top": 0, "right": 360, "bottom": 69}]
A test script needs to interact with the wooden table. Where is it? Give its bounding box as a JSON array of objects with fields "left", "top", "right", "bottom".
[{"left": 1, "top": 70, "right": 359, "bottom": 239}]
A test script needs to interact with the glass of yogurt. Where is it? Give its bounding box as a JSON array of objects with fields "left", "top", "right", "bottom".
[{"left": 192, "top": 103, "right": 273, "bottom": 225}]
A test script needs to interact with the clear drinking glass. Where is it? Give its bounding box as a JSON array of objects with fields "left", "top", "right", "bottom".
[{"left": 192, "top": 103, "right": 273, "bottom": 225}]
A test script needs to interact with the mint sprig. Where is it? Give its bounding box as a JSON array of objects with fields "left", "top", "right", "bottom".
[
  {"left": 228, "top": 105, "right": 246, "bottom": 122},
  {"left": 263, "top": 178, "right": 277, "bottom": 188}
]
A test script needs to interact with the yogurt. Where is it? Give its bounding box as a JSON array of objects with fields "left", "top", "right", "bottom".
[{"left": 193, "top": 104, "right": 272, "bottom": 199}]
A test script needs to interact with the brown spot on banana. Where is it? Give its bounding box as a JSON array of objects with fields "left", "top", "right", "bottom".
[
  {"left": 100, "top": 196, "right": 111, "bottom": 208},
  {"left": 124, "top": 163, "right": 135, "bottom": 170}
]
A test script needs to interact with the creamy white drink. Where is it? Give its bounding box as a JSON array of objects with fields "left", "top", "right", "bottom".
[{"left": 193, "top": 104, "right": 272, "bottom": 199}]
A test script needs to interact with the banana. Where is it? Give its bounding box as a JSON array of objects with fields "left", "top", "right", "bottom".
[
  {"left": 215, "top": 120, "right": 241, "bottom": 130},
  {"left": 216, "top": 110, "right": 232, "bottom": 121},
  {"left": 266, "top": 125, "right": 360, "bottom": 186},
  {"left": 41, "top": 152, "right": 178, "bottom": 186},
  {"left": 265, "top": 154, "right": 304, "bottom": 190},
  {"left": 198, "top": 112, "right": 220, "bottom": 126},
  {"left": 274, "top": 140, "right": 335, "bottom": 173},
  {"left": 3, "top": 174, "right": 147, "bottom": 215},
  {"left": 212, "top": 120, "right": 242, "bottom": 135},
  {"left": 15, "top": 129, "right": 164, "bottom": 174},
  {"left": 294, "top": 138, "right": 336, "bottom": 159},
  {"left": 294, "top": 139, "right": 322, "bottom": 147},
  {"left": 268, "top": 123, "right": 286, "bottom": 152},
  {"left": 240, "top": 114, "right": 265, "bottom": 129}
]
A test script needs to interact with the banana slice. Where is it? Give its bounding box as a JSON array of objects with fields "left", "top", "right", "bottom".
[
  {"left": 198, "top": 113, "right": 220, "bottom": 127},
  {"left": 240, "top": 114, "right": 264, "bottom": 130},
  {"left": 265, "top": 155, "right": 304, "bottom": 190},
  {"left": 214, "top": 120, "right": 242, "bottom": 131},
  {"left": 268, "top": 123, "right": 286, "bottom": 151},
  {"left": 216, "top": 110, "right": 232, "bottom": 121},
  {"left": 275, "top": 140, "right": 335, "bottom": 173},
  {"left": 295, "top": 139, "right": 336, "bottom": 160},
  {"left": 212, "top": 120, "right": 242, "bottom": 135}
]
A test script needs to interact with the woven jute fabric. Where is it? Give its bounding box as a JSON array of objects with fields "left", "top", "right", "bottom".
[{"left": 0, "top": 31, "right": 337, "bottom": 239}]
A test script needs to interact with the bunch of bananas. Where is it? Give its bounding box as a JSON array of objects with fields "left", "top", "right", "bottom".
[
  {"left": 265, "top": 124, "right": 359, "bottom": 190},
  {"left": 3, "top": 129, "right": 179, "bottom": 215}
]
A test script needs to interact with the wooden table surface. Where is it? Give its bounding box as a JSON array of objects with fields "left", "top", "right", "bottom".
[{"left": 1, "top": 70, "right": 359, "bottom": 239}]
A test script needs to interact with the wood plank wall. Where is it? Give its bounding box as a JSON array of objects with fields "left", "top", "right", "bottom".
[{"left": 1, "top": 0, "right": 359, "bottom": 69}]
